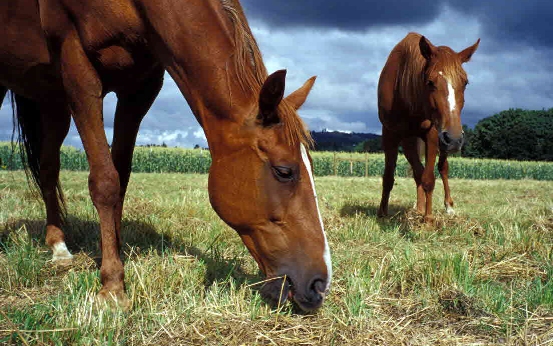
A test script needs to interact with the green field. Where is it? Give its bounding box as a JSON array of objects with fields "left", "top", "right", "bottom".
[
  {"left": 2, "top": 142, "right": 553, "bottom": 180},
  {"left": 1, "top": 169, "right": 552, "bottom": 345}
]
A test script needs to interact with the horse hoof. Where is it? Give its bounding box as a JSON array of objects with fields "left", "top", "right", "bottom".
[
  {"left": 424, "top": 215, "right": 434, "bottom": 224},
  {"left": 96, "top": 288, "right": 131, "bottom": 311}
]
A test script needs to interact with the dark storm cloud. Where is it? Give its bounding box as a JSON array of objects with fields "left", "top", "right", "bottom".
[
  {"left": 241, "top": 0, "right": 440, "bottom": 30},
  {"left": 1, "top": 1, "right": 552, "bottom": 148},
  {"left": 448, "top": 1, "right": 553, "bottom": 49},
  {"left": 243, "top": 0, "right": 553, "bottom": 50}
]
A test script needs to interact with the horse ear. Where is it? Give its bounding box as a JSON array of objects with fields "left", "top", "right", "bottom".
[
  {"left": 284, "top": 76, "right": 316, "bottom": 110},
  {"left": 419, "top": 36, "right": 437, "bottom": 61},
  {"left": 459, "top": 38, "right": 480, "bottom": 63},
  {"left": 258, "top": 69, "right": 286, "bottom": 126}
]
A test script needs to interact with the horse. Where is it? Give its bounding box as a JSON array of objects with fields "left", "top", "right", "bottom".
[
  {"left": 0, "top": 0, "right": 332, "bottom": 312},
  {"left": 377, "top": 32, "right": 479, "bottom": 223}
]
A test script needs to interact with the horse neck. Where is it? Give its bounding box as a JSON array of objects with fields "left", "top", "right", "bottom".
[{"left": 138, "top": 0, "right": 260, "bottom": 150}]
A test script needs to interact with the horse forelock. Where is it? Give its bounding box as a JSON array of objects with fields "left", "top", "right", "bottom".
[
  {"left": 430, "top": 47, "right": 467, "bottom": 86},
  {"left": 278, "top": 100, "right": 314, "bottom": 149}
]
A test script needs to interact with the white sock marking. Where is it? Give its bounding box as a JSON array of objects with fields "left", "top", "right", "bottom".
[
  {"left": 52, "top": 242, "right": 73, "bottom": 261},
  {"left": 300, "top": 144, "right": 332, "bottom": 294}
]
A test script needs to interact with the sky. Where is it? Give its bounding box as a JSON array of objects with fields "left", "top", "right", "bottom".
[{"left": 1, "top": 0, "right": 552, "bottom": 149}]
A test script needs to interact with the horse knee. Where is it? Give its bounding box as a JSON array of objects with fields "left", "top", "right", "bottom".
[
  {"left": 89, "top": 169, "right": 121, "bottom": 208},
  {"left": 422, "top": 181, "right": 435, "bottom": 192}
]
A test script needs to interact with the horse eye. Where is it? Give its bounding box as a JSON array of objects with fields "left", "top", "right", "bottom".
[
  {"left": 427, "top": 80, "right": 436, "bottom": 89},
  {"left": 272, "top": 166, "right": 294, "bottom": 182}
]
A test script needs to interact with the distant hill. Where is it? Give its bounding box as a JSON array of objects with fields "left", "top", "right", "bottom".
[{"left": 311, "top": 130, "right": 381, "bottom": 152}]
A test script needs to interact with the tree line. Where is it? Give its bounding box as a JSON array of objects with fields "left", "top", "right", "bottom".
[
  {"left": 351, "top": 108, "right": 552, "bottom": 161},
  {"left": 461, "top": 108, "right": 553, "bottom": 161}
]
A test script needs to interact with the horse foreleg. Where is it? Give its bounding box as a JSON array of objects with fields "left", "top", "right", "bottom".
[
  {"left": 53, "top": 28, "right": 128, "bottom": 309},
  {"left": 421, "top": 129, "right": 439, "bottom": 223},
  {"left": 378, "top": 128, "right": 400, "bottom": 217},
  {"left": 438, "top": 151, "right": 454, "bottom": 214},
  {"left": 111, "top": 67, "right": 164, "bottom": 238},
  {"left": 402, "top": 137, "right": 425, "bottom": 214}
]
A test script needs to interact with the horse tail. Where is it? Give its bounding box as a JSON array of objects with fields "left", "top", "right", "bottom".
[{"left": 10, "top": 92, "right": 67, "bottom": 218}]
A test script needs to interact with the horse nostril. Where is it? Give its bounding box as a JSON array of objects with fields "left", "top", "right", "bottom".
[
  {"left": 310, "top": 278, "right": 326, "bottom": 298},
  {"left": 441, "top": 131, "right": 451, "bottom": 144}
]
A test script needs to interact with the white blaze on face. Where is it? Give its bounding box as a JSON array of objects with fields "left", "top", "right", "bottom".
[
  {"left": 300, "top": 144, "right": 332, "bottom": 293},
  {"left": 439, "top": 71, "right": 457, "bottom": 114}
]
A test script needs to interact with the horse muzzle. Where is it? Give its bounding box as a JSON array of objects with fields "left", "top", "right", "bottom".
[
  {"left": 439, "top": 131, "right": 464, "bottom": 153},
  {"left": 259, "top": 274, "right": 328, "bottom": 312}
]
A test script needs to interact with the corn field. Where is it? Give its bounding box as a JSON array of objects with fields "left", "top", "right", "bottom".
[{"left": 1, "top": 143, "right": 552, "bottom": 180}]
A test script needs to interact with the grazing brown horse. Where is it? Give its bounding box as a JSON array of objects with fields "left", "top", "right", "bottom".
[
  {"left": 377, "top": 32, "right": 479, "bottom": 223},
  {"left": 0, "top": 0, "right": 332, "bottom": 311}
]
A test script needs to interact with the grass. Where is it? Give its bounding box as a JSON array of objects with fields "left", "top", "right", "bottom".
[{"left": 1, "top": 170, "right": 553, "bottom": 345}]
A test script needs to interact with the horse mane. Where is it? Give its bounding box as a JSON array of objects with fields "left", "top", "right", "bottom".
[
  {"left": 396, "top": 32, "right": 466, "bottom": 114},
  {"left": 221, "top": 0, "right": 313, "bottom": 148}
]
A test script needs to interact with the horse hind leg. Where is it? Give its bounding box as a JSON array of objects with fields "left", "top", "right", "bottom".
[
  {"left": 402, "top": 137, "right": 426, "bottom": 215},
  {"left": 40, "top": 102, "right": 73, "bottom": 260},
  {"left": 438, "top": 152, "right": 455, "bottom": 214},
  {"left": 111, "top": 66, "right": 164, "bottom": 239},
  {"left": 377, "top": 128, "right": 400, "bottom": 217},
  {"left": 13, "top": 95, "right": 73, "bottom": 261}
]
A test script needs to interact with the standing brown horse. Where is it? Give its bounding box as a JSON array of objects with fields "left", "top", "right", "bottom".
[
  {"left": 0, "top": 0, "right": 332, "bottom": 311},
  {"left": 377, "top": 32, "right": 479, "bottom": 223}
]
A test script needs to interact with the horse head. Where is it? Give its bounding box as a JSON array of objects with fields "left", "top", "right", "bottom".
[
  {"left": 207, "top": 70, "right": 331, "bottom": 311},
  {"left": 419, "top": 36, "right": 480, "bottom": 152}
]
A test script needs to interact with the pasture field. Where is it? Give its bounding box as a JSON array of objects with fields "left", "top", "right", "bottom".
[{"left": 1, "top": 170, "right": 553, "bottom": 345}]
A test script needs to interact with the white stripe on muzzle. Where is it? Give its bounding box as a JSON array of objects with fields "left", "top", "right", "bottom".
[
  {"left": 300, "top": 144, "right": 332, "bottom": 293},
  {"left": 439, "top": 71, "right": 457, "bottom": 114}
]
